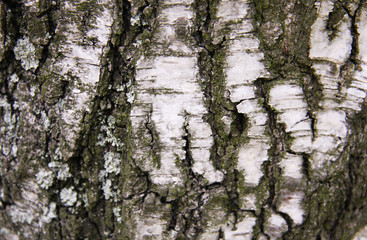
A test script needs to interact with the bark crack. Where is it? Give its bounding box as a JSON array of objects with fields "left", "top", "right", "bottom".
[{"left": 254, "top": 77, "right": 294, "bottom": 237}]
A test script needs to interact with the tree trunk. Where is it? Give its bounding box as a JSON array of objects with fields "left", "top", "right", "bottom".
[{"left": 1, "top": 0, "right": 367, "bottom": 239}]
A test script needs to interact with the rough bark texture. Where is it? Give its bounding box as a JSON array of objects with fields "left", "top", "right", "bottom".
[{"left": 1, "top": 0, "right": 367, "bottom": 239}]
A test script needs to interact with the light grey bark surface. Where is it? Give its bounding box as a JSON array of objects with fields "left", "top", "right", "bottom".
[{"left": 1, "top": 0, "right": 367, "bottom": 239}]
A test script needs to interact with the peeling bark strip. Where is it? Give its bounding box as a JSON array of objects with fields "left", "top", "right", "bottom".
[{"left": 1, "top": 0, "right": 367, "bottom": 239}]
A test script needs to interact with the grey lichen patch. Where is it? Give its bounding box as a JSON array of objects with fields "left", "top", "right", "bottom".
[
  {"left": 35, "top": 169, "right": 54, "bottom": 189},
  {"left": 60, "top": 186, "right": 77, "bottom": 207},
  {"left": 97, "top": 151, "right": 123, "bottom": 202},
  {"left": 97, "top": 115, "right": 125, "bottom": 150},
  {"left": 13, "top": 36, "right": 39, "bottom": 71},
  {"left": 103, "top": 152, "right": 122, "bottom": 175}
]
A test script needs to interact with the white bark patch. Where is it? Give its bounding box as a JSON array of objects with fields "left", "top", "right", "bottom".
[
  {"left": 358, "top": 11, "right": 367, "bottom": 63},
  {"left": 229, "top": 85, "right": 256, "bottom": 102},
  {"left": 0, "top": 228, "right": 19, "bottom": 240},
  {"left": 226, "top": 41, "right": 267, "bottom": 84},
  {"left": 269, "top": 83, "right": 314, "bottom": 166},
  {"left": 51, "top": 1, "right": 113, "bottom": 154},
  {"left": 158, "top": 4, "right": 193, "bottom": 53},
  {"left": 269, "top": 85, "right": 307, "bottom": 110},
  {"left": 353, "top": 223, "right": 367, "bottom": 240},
  {"left": 280, "top": 153, "right": 303, "bottom": 180},
  {"left": 265, "top": 213, "right": 288, "bottom": 240},
  {"left": 133, "top": 194, "right": 168, "bottom": 239},
  {"left": 4, "top": 180, "right": 43, "bottom": 234},
  {"left": 223, "top": 217, "right": 257, "bottom": 240},
  {"left": 268, "top": 78, "right": 348, "bottom": 170},
  {"left": 188, "top": 119, "right": 224, "bottom": 184},
  {"left": 353, "top": 11, "right": 367, "bottom": 109},
  {"left": 238, "top": 140, "right": 270, "bottom": 185},
  {"left": 240, "top": 194, "right": 257, "bottom": 211},
  {"left": 307, "top": 3, "right": 367, "bottom": 171},
  {"left": 316, "top": 110, "right": 347, "bottom": 139},
  {"left": 279, "top": 191, "right": 305, "bottom": 225},
  {"left": 132, "top": 2, "right": 222, "bottom": 185},
  {"left": 216, "top": 0, "right": 271, "bottom": 186},
  {"left": 135, "top": 217, "right": 165, "bottom": 239},
  {"left": 310, "top": 0, "right": 352, "bottom": 63},
  {"left": 216, "top": 1, "right": 249, "bottom": 22},
  {"left": 268, "top": 82, "right": 314, "bottom": 156},
  {"left": 8, "top": 205, "right": 34, "bottom": 224}
]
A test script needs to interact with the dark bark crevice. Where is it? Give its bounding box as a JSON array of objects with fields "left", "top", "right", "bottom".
[
  {"left": 193, "top": 2, "right": 251, "bottom": 232},
  {"left": 168, "top": 116, "right": 209, "bottom": 238},
  {"left": 144, "top": 108, "right": 162, "bottom": 168},
  {"left": 254, "top": 77, "right": 294, "bottom": 237}
]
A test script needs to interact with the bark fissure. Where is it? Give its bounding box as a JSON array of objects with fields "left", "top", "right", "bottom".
[
  {"left": 254, "top": 77, "right": 294, "bottom": 237},
  {"left": 193, "top": 1, "right": 251, "bottom": 231}
]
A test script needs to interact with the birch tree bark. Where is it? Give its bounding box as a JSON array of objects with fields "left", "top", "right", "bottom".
[{"left": 1, "top": 0, "right": 367, "bottom": 239}]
